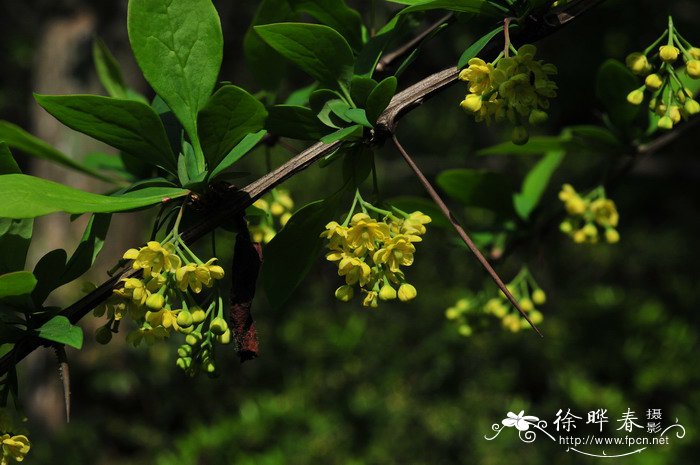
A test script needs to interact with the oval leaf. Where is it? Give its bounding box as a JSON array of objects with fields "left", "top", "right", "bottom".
[
  {"left": 198, "top": 85, "right": 268, "bottom": 170},
  {"left": 34, "top": 94, "right": 177, "bottom": 174},
  {"left": 0, "top": 271, "right": 37, "bottom": 299},
  {"left": 37, "top": 316, "right": 83, "bottom": 350},
  {"left": 128, "top": 0, "right": 223, "bottom": 150},
  {"left": 254, "top": 23, "right": 355, "bottom": 86},
  {"left": 0, "top": 174, "right": 188, "bottom": 219}
]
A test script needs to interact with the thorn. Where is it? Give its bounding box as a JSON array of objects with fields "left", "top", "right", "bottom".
[{"left": 53, "top": 345, "right": 70, "bottom": 423}]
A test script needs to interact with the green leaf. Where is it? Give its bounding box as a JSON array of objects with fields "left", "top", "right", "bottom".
[
  {"left": 596, "top": 59, "right": 642, "bottom": 134},
  {"left": 210, "top": 130, "right": 267, "bottom": 180},
  {"left": 92, "top": 37, "right": 128, "bottom": 99},
  {"left": 288, "top": 0, "right": 364, "bottom": 51},
  {"left": 345, "top": 108, "right": 373, "bottom": 128},
  {"left": 477, "top": 136, "right": 565, "bottom": 156},
  {"left": 0, "top": 272, "right": 37, "bottom": 299},
  {"left": 457, "top": 25, "right": 503, "bottom": 68},
  {"left": 0, "top": 143, "right": 20, "bottom": 175},
  {"left": 399, "top": 0, "right": 499, "bottom": 15},
  {"left": 285, "top": 83, "right": 318, "bottom": 106},
  {"left": 365, "top": 76, "right": 397, "bottom": 123},
  {"left": 31, "top": 249, "right": 67, "bottom": 305},
  {"left": 254, "top": 23, "right": 355, "bottom": 86},
  {"left": 128, "top": 0, "right": 223, "bottom": 160},
  {"left": 60, "top": 214, "right": 112, "bottom": 285},
  {"left": 350, "top": 76, "right": 378, "bottom": 107},
  {"left": 266, "top": 105, "right": 332, "bottom": 140},
  {"left": 36, "top": 316, "right": 83, "bottom": 350},
  {"left": 198, "top": 85, "right": 268, "bottom": 170},
  {"left": 0, "top": 121, "right": 111, "bottom": 181},
  {"left": 436, "top": 169, "right": 514, "bottom": 216},
  {"left": 262, "top": 192, "right": 343, "bottom": 309},
  {"left": 513, "top": 150, "right": 565, "bottom": 220},
  {"left": 34, "top": 94, "right": 177, "bottom": 174},
  {"left": 244, "top": 0, "right": 297, "bottom": 91},
  {"left": 0, "top": 174, "right": 187, "bottom": 219},
  {"left": 0, "top": 145, "right": 33, "bottom": 274},
  {"left": 320, "top": 124, "right": 362, "bottom": 143}
]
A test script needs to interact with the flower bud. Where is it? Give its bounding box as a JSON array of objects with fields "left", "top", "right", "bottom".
[
  {"left": 625, "top": 52, "right": 649, "bottom": 74},
  {"left": 445, "top": 307, "right": 460, "bottom": 320},
  {"left": 185, "top": 332, "right": 203, "bottom": 346},
  {"left": 204, "top": 361, "right": 216, "bottom": 373},
  {"left": 529, "top": 310, "right": 544, "bottom": 325},
  {"left": 605, "top": 228, "right": 620, "bottom": 244},
  {"left": 644, "top": 73, "right": 663, "bottom": 91},
  {"left": 460, "top": 94, "right": 482, "bottom": 112},
  {"left": 565, "top": 197, "right": 587, "bottom": 216},
  {"left": 572, "top": 229, "right": 587, "bottom": 244},
  {"left": 216, "top": 329, "right": 232, "bottom": 345},
  {"left": 626, "top": 89, "right": 644, "bottom": 105},
  {"left": 528, "top": 109, "right": 548, "bottom": 125},
  {"left": 520, "top": 298, "right": 534, "bottom": 312},
  {"left": 685, "top": 99, "right": 700, "bottom": 115},
  {"left": 559, "top": 220, "right": 574, "bottom": 234},
  {"left": 145, "top": 293, "right": 165, "bottom": 310},
  {"left": 334, "top": 285, "right": 354, "bottom": 302},
  {"left": 583, "top": 223, "right": 598, "bottom": 238},
  {"left": 397, "top": 283, "right": 417, "bottom": 302},
  {"left": 691, "top": 47, "right": 700, "bottom": 60},
  {"left": 176, "top": 357, "right": 192, "bottom": 370},
  {"left": 210, "top": 317, "right": 228, "bottom": 335},
  {"left": 458, "top": 324, "right": 473, "bottom": 337},
  {"left": 95, "top": 325, "right": 113, "bottom": 345},
  {"left": 176, "top": 311, "right": 194, "bottom": 328},
  {"left": 686, "top": 60, "right": 700, "bottom": 79},
  {"left": 191, "top": 307, "right": 207, "bottom": 323},
  {"left": 669, "top": 106, "right": 681, "bottom": 124},
  {"left": 280, "top": 212, "right": 292, "bottom": 227},
  {"left": 659, "top": 45, "right": 679, "bottom": 63},
  {"left": 378, "top": 284, "right": 397, "bottom": 301},
  {"left": 270, "top": 202, "right": 285, "bottom": 216},
  {"left": 177, "top": 345, "right": 192, "bottom": 358},
  {"left": 657, "top": 115, "right": 674, "bottom": 130},
  {"left": 512, "top": 126, "right": 529, "bottom": 145},
  {"left": 532, "top": 289, "right": 547, "bottom": 305}
]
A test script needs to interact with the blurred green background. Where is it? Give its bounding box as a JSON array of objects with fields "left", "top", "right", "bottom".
[{"left": 1, "top": 0, "right": 699, "bottom": 463}]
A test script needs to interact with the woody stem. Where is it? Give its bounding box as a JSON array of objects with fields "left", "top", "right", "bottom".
[{"left": 391, "top": 134, "right": 543, "bottom": 337}]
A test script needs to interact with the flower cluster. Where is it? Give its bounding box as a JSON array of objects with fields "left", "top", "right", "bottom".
[
  {"left": 558, "top": 184, "right": 620, "bottom": 244},
  {"left": 445, "top": 268, "right": 545, "bottom": 335},
  {"left": 94, "top": 230, "right": 230, "bottom": 377},
  {"left": 625, "top": 17, "right": 700, "bottom": 130},
  {"left": 248, "top": 189, "right": 294, "bottom": 244},
  {"left": 0, "top": 413, "right": 30, "bottom": 465},
  {"left": 459, "top": 44, "right": 557, "bottom": 145},
  {"left": 322, "top": 195, "right": 430, "bottom": 308}
]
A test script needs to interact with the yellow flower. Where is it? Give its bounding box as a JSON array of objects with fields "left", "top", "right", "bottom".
[
  {"left": 401, "top": 212, "right": 432, "bottom": 236},
  {"left": 378, "top": 284, "right": 397, "bottom": 301},
  {"left": 460, "top": 94, "right": 483, "bottom": 113},
  {"left": 459, "top": 58, "right": 494, "bottom": 95},
  {"left": 1, "top": 434, "right": 30, "bottom": 464},
  {"left": 250, "top": 224, "right": 276, "bottom": 243},
  {"left": 337, "top": 256, "right": 372, "bottom": 287},
  {"left": 175, "top": 259, "right": 224, "bottom": 293},
  {"left": 362, "top": 290, "right": 379, "bottom": 308},
  {"left": 627, "top": 89, "right": 644, "bottom": 105},
  {"left": 590, "top": 198, "right": 619, "bottom": 228},
  {"left": 146, "top": 308, "right": 181, "bottom": 331},
  {"left": 645, "top": 73, "right": 663, "bottom": 90},
  {"left": 126, "top": 325, "right": 170, "bottom": 347},
  {"left": 345, "top": 213, "right": 390, "bottom": 254},
  {"left": 320, "top": 221, "right": 349, "bottom": 249},
  {"left": 123, "top": 242, "right": 181, "bottom": 277},
  {"left": 373, "top": 235, "right": 415, "bottom": 272},
  {"left": 275, "top": 190, "right": 294, "bottom": 210},
  {"left": 114, "top": 278, "right": 150, "bottom": 306}
]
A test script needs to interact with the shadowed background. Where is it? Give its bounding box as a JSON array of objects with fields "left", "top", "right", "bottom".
[{"left": 1, "top": 0, "right": 699, "bottom": 463}]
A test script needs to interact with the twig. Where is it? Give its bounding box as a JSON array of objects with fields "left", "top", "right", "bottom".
[
  {"left": 53, "top": 345, "right": 70, "bottom": 423},
  {"left": 391, "top": 135, "right": 543, "bottom": 336},
  {"left": 376, "top": 13, "right": 454, "bottom": 73},
  {"left": 0, "top": 0, "right": 605, "bottom": 376}
]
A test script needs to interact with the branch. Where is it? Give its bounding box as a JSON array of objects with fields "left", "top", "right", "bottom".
[
  {"left": 392, "top": 135, "right": 542, "bottom": 336},
  {"left": 0, "top": 0, "right": 605, "bottom": 377}
]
